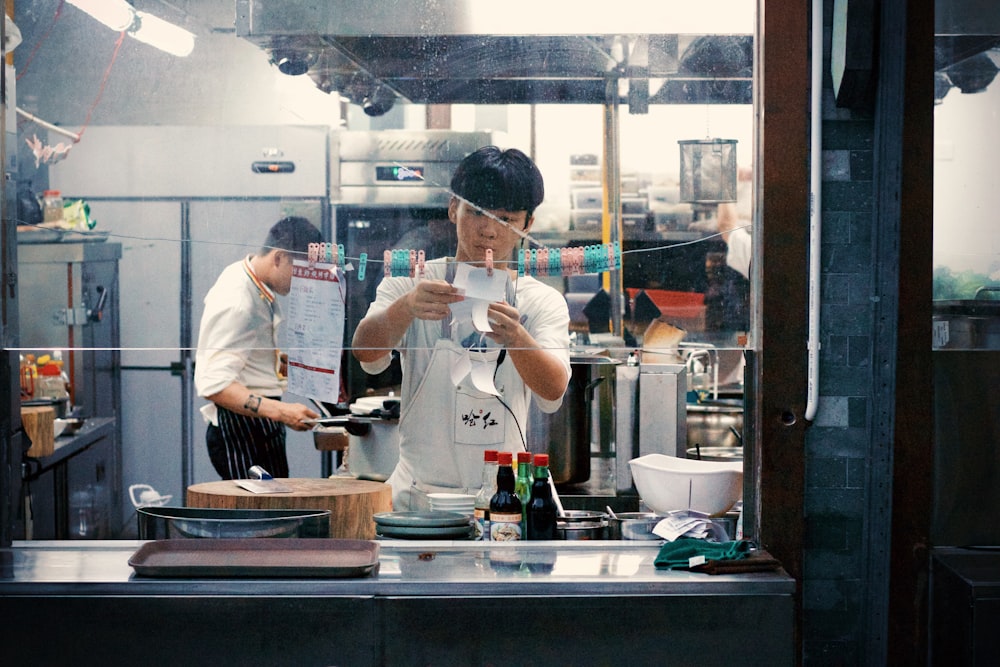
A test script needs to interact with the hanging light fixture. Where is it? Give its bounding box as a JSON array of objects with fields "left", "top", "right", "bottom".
[
  {"left": 678, "top": 139, "right": 738, "bottom": 204},
  {"left": 67, "top": 0, "right": 195, "bottom": 57}
]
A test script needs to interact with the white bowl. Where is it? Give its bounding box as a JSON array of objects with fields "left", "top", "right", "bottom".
[{"left": 628, "top": 453, "right": 743, "bottom": 516}]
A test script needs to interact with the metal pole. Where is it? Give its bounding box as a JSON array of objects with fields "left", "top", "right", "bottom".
[
  {"left": 603, "top": 78, "right": 623, "bottom": 338},
  {"left": 180, "top": 202, "right": 194, "bottom": 492}
]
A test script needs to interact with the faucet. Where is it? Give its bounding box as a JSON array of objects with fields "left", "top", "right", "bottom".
[{"left": 680, "top": 343, "right": 719, "bottom": 400}]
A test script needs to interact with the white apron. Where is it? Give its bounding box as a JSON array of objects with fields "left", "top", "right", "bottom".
[{"left": 387, "top": 272, "right": 526, "bottom": 511}]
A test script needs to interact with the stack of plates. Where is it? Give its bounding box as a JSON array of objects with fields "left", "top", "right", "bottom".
[
  {"left": 427, "top": 493, "right": 476, "bottom": 514},
  {"left": 373, "top": 511, "right": 472, "bottom": 540}
]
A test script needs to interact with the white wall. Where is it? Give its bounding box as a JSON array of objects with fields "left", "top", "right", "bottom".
[{"left": 934, "top": 82, "right": 1000, "bottom": 278}]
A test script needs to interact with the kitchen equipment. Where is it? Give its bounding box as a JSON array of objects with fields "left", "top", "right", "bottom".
[
  {"left": 607, "top": 512, "right": 664, "bottom": 540},
  {"left": 629, "top": 453, "right": 743, "bottom": 516},
  {"left": 556, "top": 509, "right": 608, "bottom": 540},
  {"left": 932, "top": 293, "right": 1000, "bottom": 349},
  {"left": 186, "top": 477, "right": 392, "bottom": 540},
  {"left": 678, "top": 138, "right": 738, "bottom": 203},
  {"left": 127, "top": 483, "right": 172, "bottom": 508},
  {"left": 128, "top": 538, "right": 380, "bottom": 578},
  {"left": 137, "top": 506, "right": 332, "bottom": 539},
  {"left": 687, "top": 446, "right": 744, "bottom": 462},
  {"left": 528, "top": 354, "right": 618, "bottom": 485},
  {"left": 341, "top": 397, "right": 401, "bottom": 481},
  {"left": 686, "top": 399, "right": 744, "bottom": 451},
  {"left": 615, "top": 362, "right": 688, "bottom": 492}
]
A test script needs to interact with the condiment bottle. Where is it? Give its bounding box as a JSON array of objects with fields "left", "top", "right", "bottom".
[
  {"left": 489, "top": 451, "right": 522, "bottom": 541},
  {"left": 36, "top": 362, "right": 69, "bottom": 401},
  {"left": 526, "top": 454, "right": 558, "bottom": 540},
  {"left": 473, "top": 449, "right": 499, "bottom": 541},
  {"left": 514, "top": 451, "right": 533, "bottom": 535}
]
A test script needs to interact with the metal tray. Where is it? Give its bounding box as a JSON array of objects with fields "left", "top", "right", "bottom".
[{"left": 129, "top": 538, "right": 380, "bottom": 578}]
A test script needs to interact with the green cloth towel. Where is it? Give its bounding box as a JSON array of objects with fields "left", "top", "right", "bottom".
[{"left": 654, "top": 537, "right": 752, "bottom": 570}]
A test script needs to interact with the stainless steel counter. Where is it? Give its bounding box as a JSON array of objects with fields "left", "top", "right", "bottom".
[
  {"left": 1, "top": 540, "right": 795, "bottom": 666},
  {"left": 2, "top": 539, "right": 793, "bottom": 596}
]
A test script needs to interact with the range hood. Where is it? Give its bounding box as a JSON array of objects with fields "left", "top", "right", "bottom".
[
  {"left": 234, "top": 0, "right": 753, "bottom": 112},
  {"left": 936, "top": 0, "right": 1000, "bottom": 100}
]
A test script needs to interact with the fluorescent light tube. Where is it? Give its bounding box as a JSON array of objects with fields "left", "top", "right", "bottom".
[
  {"left": 67, "top": 0, "right": 133, "bottom": 31},
  {"left": 67, "top": 0, "right": 195, "bottom": 58}
]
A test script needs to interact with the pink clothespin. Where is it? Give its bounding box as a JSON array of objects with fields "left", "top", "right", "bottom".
[
  {"left": 537, "top": 248, "right": 549, "bottom": 277},
  {"left": 408, "top": 249, "right": 417, "bottom": 278},
  {"left": 485, "top": 248, "right": 494, "bottom": 277},
  {"left": 308, "top": 242, "right": 320, "bottom": 265},
  {"left": 417, "top": 250, "right": 426, "bottom": 280},
  {"left": 384, "top": 249, "right": 392, "bottom": 277},
  {"left": 572, "top": 247, "right": 584, "bottom": 275}
]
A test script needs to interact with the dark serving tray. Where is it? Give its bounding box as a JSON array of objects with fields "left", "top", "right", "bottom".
[{"left": 129, "top": 538, "right": 380, "bottom": 578}]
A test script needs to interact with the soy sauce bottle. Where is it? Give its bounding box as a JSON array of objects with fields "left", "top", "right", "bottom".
[
  {"left": 526, "top": 454, "right": 558, "bottom": 540},
  {"left": 489, "top": 451, "right": 522, "bottom": 541}
]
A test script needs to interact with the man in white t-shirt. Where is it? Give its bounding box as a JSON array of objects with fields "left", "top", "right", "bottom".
[{"left": 353, "top": 147, "right": 571, "bottom": 510}]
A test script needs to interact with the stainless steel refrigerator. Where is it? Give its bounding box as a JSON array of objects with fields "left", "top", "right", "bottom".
[{"left": 51, "top": 126, "right": 331, "bottom": 531}]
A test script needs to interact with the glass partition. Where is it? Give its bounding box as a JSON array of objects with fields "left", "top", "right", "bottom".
[{"left": 6, "top": 1, "right": 757, "bottom": 539}]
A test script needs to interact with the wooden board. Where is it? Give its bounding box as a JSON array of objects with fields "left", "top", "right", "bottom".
[
  {"left": 21, "top": 406, "right": 55, "bottom": 457},
  {"left": 186, "top": 478, "right": 392, "bottom": 540}
]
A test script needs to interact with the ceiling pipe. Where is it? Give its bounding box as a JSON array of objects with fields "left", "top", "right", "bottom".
[{"left": 805, "top": 0, "right": 823, "bottom": 421}]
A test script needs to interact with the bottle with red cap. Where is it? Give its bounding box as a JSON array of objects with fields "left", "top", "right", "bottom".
[
  {"left": 473, "top": 449, "right": 499, "bottom": 541},
  {"left": 489, "top": 451, "right": 522, "bottom": 541},
  {"left": 526, "top": 453, "right": 558, "bottom": 540}
]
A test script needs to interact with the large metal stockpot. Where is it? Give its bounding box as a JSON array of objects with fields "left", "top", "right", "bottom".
[
  {"left": 528, "top": 356, "right": 619, "bottom": 484},
  {"left": 686, "top": 398, "right": 743, "bottom": 451}
]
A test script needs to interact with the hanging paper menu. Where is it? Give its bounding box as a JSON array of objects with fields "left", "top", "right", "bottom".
[{"left": 285, "top": 260, "right": 345, "bottom": 403}]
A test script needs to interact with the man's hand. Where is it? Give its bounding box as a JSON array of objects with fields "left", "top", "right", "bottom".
[{"left": 404, "top": 279, "right": 464, "bottom": 320}]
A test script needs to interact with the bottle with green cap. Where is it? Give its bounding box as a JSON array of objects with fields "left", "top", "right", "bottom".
[
  {"left": 526, "top": 453, "right": 558, "bottom": 540},
  {"left": 514, "top": 451, "right": 533, "bottom": 535}
]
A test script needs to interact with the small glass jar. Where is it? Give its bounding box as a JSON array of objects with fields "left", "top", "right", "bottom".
[
  {"left": 42, "top": 190, "right": 64, "bottom": 223},
  {"left": 36, "top": 363, "right": 69, "bottom": 401}
]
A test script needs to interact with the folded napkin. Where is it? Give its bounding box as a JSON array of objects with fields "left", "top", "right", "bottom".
[{"left": 654, "top": 537, "right": 752, "bottom": 570}]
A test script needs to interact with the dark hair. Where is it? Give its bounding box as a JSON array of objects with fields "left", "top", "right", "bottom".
[
  {"left": 261, "top": 216, "right": 321, "bottom": 255},
  {"left": 450, "top": 146, "right": 545, "bottom": 225}
]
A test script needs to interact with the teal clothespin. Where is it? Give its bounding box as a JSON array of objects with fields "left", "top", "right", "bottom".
[{"left": 358, "top": 252, "right": 368, "bottom": 280}]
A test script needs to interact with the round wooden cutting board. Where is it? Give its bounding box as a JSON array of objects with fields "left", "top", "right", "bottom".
[{"left": 186, "top": 478, "right": 392, "bottom": 539}]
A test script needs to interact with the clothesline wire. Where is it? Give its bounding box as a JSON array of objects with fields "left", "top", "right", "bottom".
[{"left": 12, "top": 217, "right": 748, "bottom": 266}]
